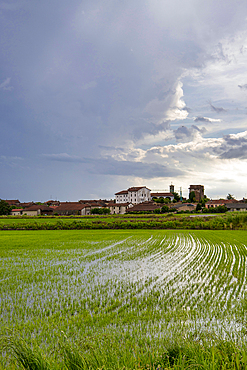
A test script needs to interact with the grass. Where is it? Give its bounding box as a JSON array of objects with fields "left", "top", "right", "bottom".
[
  {"left": 1, "top": 212, "right": 247, "bottom": 230},
  {"left": 1, "top": 230, "right": 247, "bottom": 368}
]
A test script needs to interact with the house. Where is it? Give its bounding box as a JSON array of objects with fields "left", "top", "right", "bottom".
[
  {"left": 225, "top": 203, "right": 247, "bottom": 212},
  {"left": 44, "top": 200, "right": 60, "bottom": 206},
  {"left": 115, "top": 186, "right": 151, "bottom": 204},
  {"left": 189, "top": 185, "right": 204, "bottom": 202},
  {"left": 114, "top": 190, "right": 129, "bottom": 203},
  {"left": 171, "top": 203, "right": 196, "bottom": 212},
  {"left": 11, "top": 209, "right": 24, "bottom": 216},
  {"left": 107, "top": 202, "right": 133, "bottom": 214},
  {"left": 126, "top": 201, "right": 161, "bottom": 213},
  {"left": 19, "top": 202, "right": 35, "bottom": 208},
  {"left": 79, "top": 200, "right": 108, "bottom": 207},
  {"left": 5, "top": 199, "right": 20, "bottom": 206},
  {"left": 54, "top": 202, "right": 92, "bottom": 216},
  {"left": 151, "top": 192, "right": 174, "bottom": 201},
  {"left": 23, "top": 205, "right": 53, "bottom": 216},
  {"left": 205, "top": 199, "right": 236, "bottom": 209}
]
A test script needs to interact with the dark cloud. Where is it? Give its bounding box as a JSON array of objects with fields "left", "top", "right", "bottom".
[
  {"left": 132, "top": 120, "right": 171, "bottom": 140},
  {"left": 223, "top": 134, "right": 247, "bottom": 146},
  {"left": 213, "top": 134, "right": 247, "bottom": 159},
  {"left": 174, "top": 125, "right": 206, "bottom": 142},
  {"left": 238, "top": 84, "right": 247, "bottom": 90},
  {"left": 194, "top": 116, "right": 212, "bottom": 123},
  {"left": 208, "top": 102, "right": 227, "bottom": 113},
  {"left": 43, "top": 153, "right": 184, "bottom": 178},
  {"left": 1, "top": 0, "right": 247, "bottom": 199},
  {"left": 220, "top": 145, "right": 247, "bottom": 159},
  {"left": 182, "top": 107, "right": 192, "bottom": 113}
]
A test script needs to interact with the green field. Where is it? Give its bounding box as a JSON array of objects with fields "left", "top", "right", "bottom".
[
  {"left": 1, "top": 212, "right": 246, "bottom": 230},
  {"left": 1, "top": 230, "right": 247, "bottom": 369}
]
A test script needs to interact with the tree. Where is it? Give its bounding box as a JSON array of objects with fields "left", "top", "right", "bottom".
[
  {"left": 196, "top": 203, "right": 202, "bottom": 211},
  {"left": 189, "top": 191, "right": 196, "bottom": 202},
  {"left": 172, "top": 192, "right": 180, "bottom": 202},
  {"left": 161, "top": 205, "right": 169, "bottom": 213},
  {"left": 154, "top": 208, "right": 161, "bottom": 214},
  {"left": 227, "top": 193, "right": 235, "bottom": 200},
  {"left": 200, "top": 196, "right": 209, "bottom": 207},
  {"left": 0, "top": 199, "right": 11, "bottom": 215},
  {"left": 91, "top": 208, "right": 110, "bottom": 215}
]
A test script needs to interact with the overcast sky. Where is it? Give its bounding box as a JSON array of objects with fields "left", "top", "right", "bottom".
[{"left": 1, "top": 0, "right": 247, "bottom": 201}]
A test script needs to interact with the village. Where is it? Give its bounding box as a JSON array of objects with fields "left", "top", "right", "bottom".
[{"left": 2, "top": 184, "right": 247, "bottom": 216}]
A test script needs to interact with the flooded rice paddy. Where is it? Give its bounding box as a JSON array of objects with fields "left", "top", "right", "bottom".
[{"left": 1, "top": 229, "right": 247, "bottom": 351}]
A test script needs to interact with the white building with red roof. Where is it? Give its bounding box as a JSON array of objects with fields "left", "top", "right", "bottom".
[{"left": 115, "top": 186, "right": 151, "bottom": 204}]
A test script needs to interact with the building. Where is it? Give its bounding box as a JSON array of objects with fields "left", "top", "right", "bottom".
[
  {"left": 11, "top": 209, "right": 24, "bottom": 216},
  {"left": 55, "top": 202, "right": 92, "bottom": 216},
  {"left": 115, "top": 186, "right": 151, "bottom": 204},
  {"left": 151, "top": 192, "right": 174, "bottom": 201},
  {"left": 23, "top": 205, "right": 53, "bottom": 216},
  {"left": 205, "top": 199, "right": 236, "bottom": 209},
  {"left": 169, "top": 184, "right": 175, "bottom": 193},
  {"left": 189, "top": 185, "right": 204, "bottom": 202},
  {"left": 5, "top": 199, "right": 20, "bottom": 206},
  {"left": 107, "top": 202, "right": 133, "bottom": 214},
  {"left": 225, "top": 203, "right": 247, "bottom": 212},
  {"left": 126, "top": 201, "right": 161, "bottom": 213},
  {"left": 171, "top": 203, "right": 197, "bottom": 212}
]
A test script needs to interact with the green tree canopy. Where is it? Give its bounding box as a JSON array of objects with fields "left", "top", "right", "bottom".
[
  {"left": 91, "top": 208, "right": 110, "bottom": 215},
  {"left": 196, "top": 203, "right": 202, "bottom": 211},
  {"left": 161, "top": 205, "right": 169, "bottom": 213},
  {"left": 189, "top": 191, "right": 196, "bottom": 202},
  {"left": 0, "top": 199, "right": 11, "bottom": 215},
  {"left": 172, "top": 192, "right": 180, "bottom": 202}
]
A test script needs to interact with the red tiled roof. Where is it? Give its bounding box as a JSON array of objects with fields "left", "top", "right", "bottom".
[
  {"left": 5, "top": 200, "right": 20, "bottom": 205},
  {"left": 25, "top": 205, "right": 53, "bottom": 211},
  {"left": 206, "top": 199, "right": 237, "bottom": 205},
  {"left": 55, "top": 203, "right": 91, "bottom": 211},
  {"left": 115, "top": 190, "right": 128, "bottom": 195},
  {"left": 19, "top": 202, "right": 34, "bottom": 208},
  {"left": 108, "top": 202, "right": 132, "bottom": 207},
  {"left": 11, "top": 209, "right": 23, "bottom": 212},
  {"left": 128, "top": 186, "right": 150, "bottom": 192}
]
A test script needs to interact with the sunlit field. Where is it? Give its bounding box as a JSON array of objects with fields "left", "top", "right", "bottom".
[{"left": 1, "top": 230, "right": 247, "bottom": 369}]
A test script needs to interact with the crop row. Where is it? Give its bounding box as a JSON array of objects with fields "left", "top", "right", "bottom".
[
  {"left": 1, "top": 230, "right": 247, "bottom": 368},
  {"left": 0, "top": 213, "right": 247, "bottom": 230}
]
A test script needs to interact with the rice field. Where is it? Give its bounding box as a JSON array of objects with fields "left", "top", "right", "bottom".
[{"left": 1, "top": 229, "right": 247, "bottom": 369}]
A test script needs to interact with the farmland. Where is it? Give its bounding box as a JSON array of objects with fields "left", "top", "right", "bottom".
[
  {"left": 1, "top": 230, "right": 247, "bottom": 369},
  {"left": 0, "top": 212, "right": 247, "bottom": 230}
]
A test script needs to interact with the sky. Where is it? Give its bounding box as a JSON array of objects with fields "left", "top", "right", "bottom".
[{"left": 1, "top": 0, "right": 247, "bottom": 201}]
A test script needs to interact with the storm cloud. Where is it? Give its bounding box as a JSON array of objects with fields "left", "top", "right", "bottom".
[
  {"left": 174, "top": 125, "right": 206, "bottom": 142},
  {"left": 238, "top": 84, "right": 247, "bottom": 90},
  {"left": 209, "top": 102, "right": 227, "bottom": 114},
  {"left": 1, "top": 0, "right": 247, "bottom": 200},
  {"left": 43, "top": 153, "right": 184, "bottom": 178}
]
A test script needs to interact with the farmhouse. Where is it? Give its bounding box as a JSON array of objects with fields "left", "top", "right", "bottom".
[
  {"left": 23, "top": 205, "right": 53, "bottom": 216},
  {"left": 226, "top": 203, "right": 247, "bottom": 212},
  {"left": 171, "top": 203, "right": 196, "bottom": 212},
  {"left": 205, "top": 199, "right": 237, "bottom": 209},
  {"left": 11, "top": 209, "right": 24, "bottom": 216},
  {"left": 126, "top": 201, "right": 161, "bottom": 213},
  {"left": 115, "top": 186, "right": 151, "bottom": 204},
  {"left": 107, "top": 202, "right": 133, "bottom": 214},
  {"left": 5, "top": 199, "right": 20, "bottom": 206},
  {"left": 54, "top": 202, "right": 92, "bottom": 216}
]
